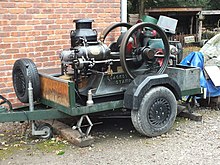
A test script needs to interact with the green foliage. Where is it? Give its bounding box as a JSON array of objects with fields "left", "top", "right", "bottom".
[
  {"left": 207, "top": 0, "right": 220, "bottom": 9},
  {"left": 128, "top": 0, "right": 139, "bottom": 14},
  {"left": 202, "top": 30, "right": 218, "bottom": 39},
  {"left": 35, "top": 138, "right": 68, "bottom": 153},
  {"left": 128, "top": 0, "right": 220, "bottom": 15},
  {"left": 145, "top": 0, "right": 211, "bottom": 8}
]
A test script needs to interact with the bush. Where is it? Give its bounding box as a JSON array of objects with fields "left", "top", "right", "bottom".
[{"left": 202, "top": 30, "right": 218, "bottom": 40}]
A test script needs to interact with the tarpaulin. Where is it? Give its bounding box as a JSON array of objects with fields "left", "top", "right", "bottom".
[{"left": 180, "top": 51, "right": 220, "bottom": 97}]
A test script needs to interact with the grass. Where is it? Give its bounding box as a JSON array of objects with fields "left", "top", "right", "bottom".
[
  {"left": 0, "top": 135, "right": 69, "bottom": 160},
  {"left": 35, "top": 138, "right": 68, "bottom": 153},
  {"left": 0, "top": 142, "right": 25, "bottom": 160},
  {"left": 183, "top": 46, "right": 201, "bottom": 58}
]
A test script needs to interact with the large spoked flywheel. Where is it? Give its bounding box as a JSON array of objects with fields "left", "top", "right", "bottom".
[
  {"left": 101, "top": 22, "right": 132, "bottom": 41},
  {"left": 100, "top": 23, "right": 132, "bottom": 52},
  {"left": 120, "top": 23, "right": 170, "bottom": 79}
]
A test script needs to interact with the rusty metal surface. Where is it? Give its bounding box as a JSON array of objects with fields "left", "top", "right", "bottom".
[{"left": 40, "top": 74, "right": 70, "bottom": 108}]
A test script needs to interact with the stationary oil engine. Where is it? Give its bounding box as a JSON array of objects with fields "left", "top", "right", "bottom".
[
  {"left": 11, "top": 18, "right": 184, "bottom": 138},
  {"left": 60, "top": 19, "right": 111, "bottom": 72},
  {"left": 59, "top": 19, "right": 171, "bottom": 104}
]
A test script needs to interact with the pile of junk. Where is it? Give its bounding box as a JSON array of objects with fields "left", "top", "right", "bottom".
[{"left": 181, "top": 33, "right": 220, "bottom": 107}]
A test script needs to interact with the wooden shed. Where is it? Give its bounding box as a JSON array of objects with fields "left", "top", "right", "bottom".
[{"left": 145, "top": 7, "right": 202, "bottom": 35}]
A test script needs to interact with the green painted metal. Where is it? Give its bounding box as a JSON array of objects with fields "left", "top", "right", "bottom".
[
  {"left": 38, "top": 79, "right": 124, "bottom": 117},
  {"left": 0, "top": 87, "right": 201, "bottom": 123},
  {"left": 75, "top": 100, "right": 123, "bottom": 115},
  {"left": 0, "top": 106, "right": 7, "bottom": 113},
  {"left": 0, "top": 64, "right": 201, "bottom": 124},
  {"left": 181, "top": 88, "right": 201, "bottom": 96},
  {"left": 40, "top": 98, "right": 70, "bottom": 112},
  {"left": 38, "top": 73, "right": 124, "bottom": 116},
  {"left": 68, "top": 81, "right": 75, "bottom": 108},
  {"left": 0, "top": 100, "right": 123, "bottom": 123},
  {"left": 0, "top": 108, "right": 71, "bottom": 123},
  {"left": 61, "top": 100, "right": 123, "bottom": 116}
]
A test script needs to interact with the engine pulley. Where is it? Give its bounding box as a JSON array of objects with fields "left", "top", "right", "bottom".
[{"left": 120, "top": 23, "right": 170, "bottom": 79}]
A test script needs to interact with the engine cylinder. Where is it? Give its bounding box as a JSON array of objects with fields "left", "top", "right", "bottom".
[
  {"left": 70, "top": 19, "right": 98, "bottom": 48},
  {"left": 61, "top": 19, "right": 111, "bottom": 71}
]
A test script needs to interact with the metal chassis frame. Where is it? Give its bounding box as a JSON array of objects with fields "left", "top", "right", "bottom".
[{"left": 0, "top": 68, "right": 201, "bottom": 123}]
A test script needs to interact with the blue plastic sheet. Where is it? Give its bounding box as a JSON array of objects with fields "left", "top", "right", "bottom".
[{"left": 180, "top": 51, "right": 220, "bottom": 97}]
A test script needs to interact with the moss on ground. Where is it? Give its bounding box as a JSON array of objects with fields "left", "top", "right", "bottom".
[
  {"left": 35, "top": 138, "right": 68, "bottom": 153},
  {"left": 0, "top": 136, "right": 69, "bottom": 160}
]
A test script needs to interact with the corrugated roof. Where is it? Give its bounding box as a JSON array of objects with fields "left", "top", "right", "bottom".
[
  {"left": 145, "top": 7, "right": 202, "bottom": 13},
  {"left": 201, "top": 10, "right": 220, "bottom": 15}
]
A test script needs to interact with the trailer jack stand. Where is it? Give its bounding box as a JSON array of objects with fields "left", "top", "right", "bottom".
[
  {"left": 31, "top": 122, "right": 53, "bottom": 139},
  {"left": 32, "top": 122, "right": 44, "bottom": 136},
  {"left": 27, "top": 65, "right": 53, "bottom": 139},
  {"left": 72, "top": 115, "right": 93, "bottom": 137}
]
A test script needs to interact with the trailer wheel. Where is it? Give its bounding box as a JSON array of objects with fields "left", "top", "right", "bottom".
[
  {"left": 12, "top": 58, "right": 40, "bottom": 103},
  {"left": 131, "top": 86, "right": 177, "bottom": 137},
  {"left": 37, "top": 123, "right": 53, "bottom": 139}
]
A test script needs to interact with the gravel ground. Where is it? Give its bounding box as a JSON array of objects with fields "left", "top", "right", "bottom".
[{"left": 1, "top": 107, "right": 220, "bottom": 165}]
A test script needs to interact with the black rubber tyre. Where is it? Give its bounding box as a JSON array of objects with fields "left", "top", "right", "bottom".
[
  {"left": 12, "top": 58, "right": 40, "bottom": 103},
  {"left": 131, "top": 86, "right": 177, "bottom": 137},
  {"left": 37, "top": 123, "right": 53, "bottom": 139}
]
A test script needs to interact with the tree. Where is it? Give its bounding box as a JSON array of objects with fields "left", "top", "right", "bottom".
[
  {"left": 128, "top": 0, "right": 220, "bottom": 17},
  {"left": 207, "top": 0, "right": 220, "bottom": 9},
  {"left": 139, "top": 0, "right": 146, "bottom": 18},
  {"left": 145, "top": 0, "right": 211, "bottom": 8},
  {"left": 128, "top": 0, "right": 148, "bottom": 18}
]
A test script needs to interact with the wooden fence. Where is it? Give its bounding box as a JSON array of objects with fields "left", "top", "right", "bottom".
[{"left": 169, "top": 34, "right": 198, "bottom": 47}]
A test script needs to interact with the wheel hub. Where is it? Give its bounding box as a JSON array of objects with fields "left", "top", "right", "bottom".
[
  {"left": 14, "top": 68, "right": 26, "bottom": 97},
  {"left": 148, "top": 98, "right": 171, "bottom": 127}
]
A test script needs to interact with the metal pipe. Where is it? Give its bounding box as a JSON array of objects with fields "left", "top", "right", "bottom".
[
  {"left": 121, "top": 0, "right": 127, "bottom": 23},
  {"left": 26, "top": 65, "right": 36, "bottom": 135},
  {"left": 28, "top": 80, "right": 34, "bottom": 112},
  {"left": 121, "top": 0, "right": 127, "bottom": 32},
  {"left": 86, "top": 89, "right": 94, "bottom": 106},
  {"left": 26, "top": 65, "right": 34, "bottom": 112}
]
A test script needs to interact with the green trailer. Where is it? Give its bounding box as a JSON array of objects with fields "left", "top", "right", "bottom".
[{"left": 0, "top": 19, "right": 202, "bottom": 140}]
